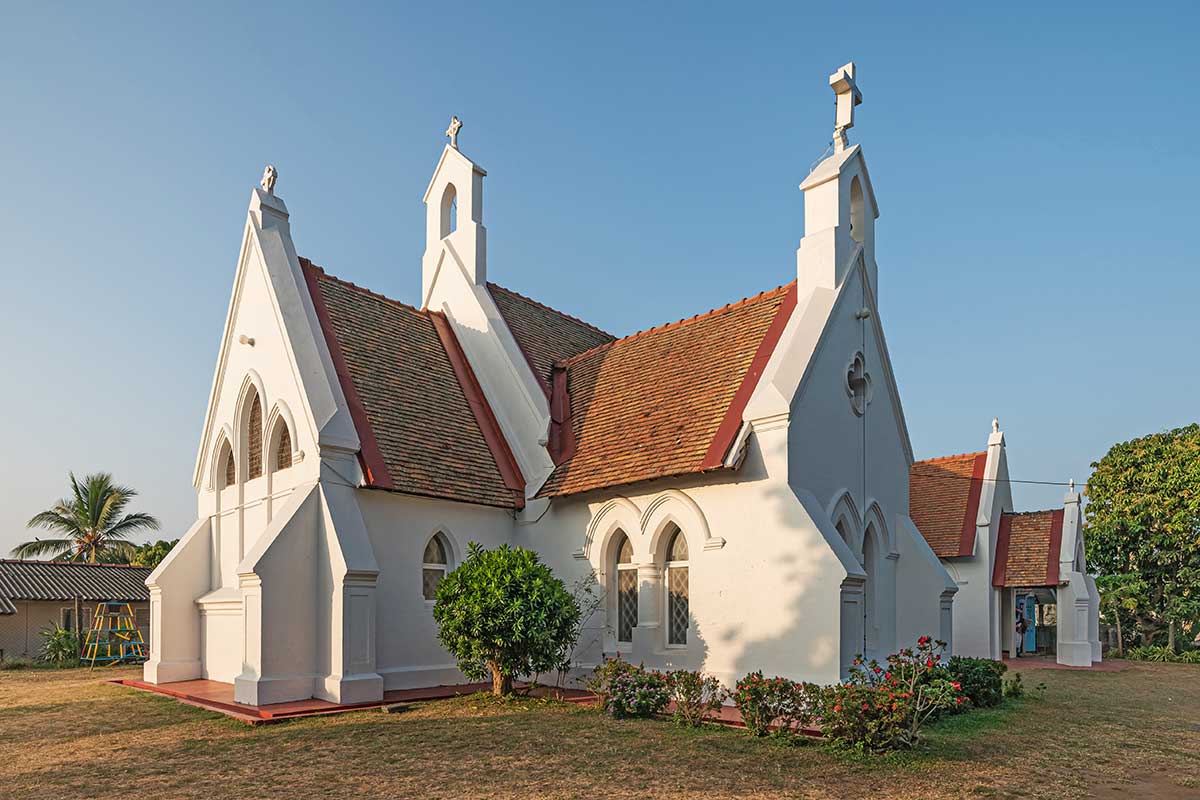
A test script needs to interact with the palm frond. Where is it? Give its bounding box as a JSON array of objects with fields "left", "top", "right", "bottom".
[
  {"left": 104, "top": 512, "right": 160, "bottom": 539},
  {"left": 27, "top": 508, "right": 85, "bottom": 536},
  {"left": 10, "top": 538, "right": 73, "bottom": 559}
]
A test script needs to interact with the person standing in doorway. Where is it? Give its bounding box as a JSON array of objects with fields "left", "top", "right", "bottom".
[{"left": 1015, "top": 611, "right": 1029, "bottom": 657}]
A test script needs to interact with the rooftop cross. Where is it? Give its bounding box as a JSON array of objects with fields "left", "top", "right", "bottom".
[
  {"left": 260, "top": 164, "right": 277, "bottom": 195},
  {"left": 829, "top": 62, "right": 862, "bottom": 153},
  {"left": 445, "top": 116, "right": 462, "bottom": 150}
]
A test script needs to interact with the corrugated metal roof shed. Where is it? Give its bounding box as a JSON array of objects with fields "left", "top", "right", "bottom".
[{"left": 0, "top": 560, "right": 151, "bottom": 614}]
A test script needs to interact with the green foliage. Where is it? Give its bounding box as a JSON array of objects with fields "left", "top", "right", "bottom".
[
  {"left": 1085, "top": 424, "right": 1200, "bottom": 646},
  {"left": 946, "top": 656, "right": 1007, "bottom": 709},
  {"left": 820, "top": 636, "right": 964, "bottom": 752},
  {"left": 1126, "top": 645, "right": 1200, "bottom": 663},
  {"left": 37, "top": 626, "right": 79, "bottom": 667},
  {"left": 1004, "top": 672, "right": 1025, "bottom": 699},
  {"left": 13, "top": 472, "right": 159, "bottom": 563},
  {"left": 432, "top": 543, "right": 580, "bottom": 695},
  {"left": 129, "top": 539, "right": 178, "bottom": 568},
  {"left": 605, "top": 666, "right": 669, "bottom": 719},
  {"left": 584, "top": 655, "right": 640, "bottom": 708},
  {"left": 665, "top": 670, "right": 727, "bottom": 727},
  {"left": 732, "top": 672, "right": 819, "bottom": 737}
]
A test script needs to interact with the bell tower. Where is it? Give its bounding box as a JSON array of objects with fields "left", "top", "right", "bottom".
[
  {"left": 421, "top": 116, "right": 488, "bottom": 308},
  {"left": 797, "top": 63, "right": 880, "bottom": 296}
]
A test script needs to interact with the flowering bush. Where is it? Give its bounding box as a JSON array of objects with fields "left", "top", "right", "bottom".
[
  {"left": 946, "top": 656, "right": 1006, "bottom": 709},
  {"left": 584, "top": 655, "right": 641, "bottom": 709},
  {"left": 820, "top": 636, "right": 964, "bottom": 752},
  {"left": 665, "top": 670, "right": 727, "bottom": 727},
  {"left": 606, "top": 667, "right": 670, "bottom": 719},
  {"left": 732, "top": 671, "right": 819, "bottom": 737}
]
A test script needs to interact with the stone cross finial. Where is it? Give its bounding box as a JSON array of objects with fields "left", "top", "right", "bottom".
[
  {"left": 829, "top": 62, "right": 862, "bottom": 153},
  {"left": 1069, "top": 479, "right": 1075, "bottom": 492},
  {"left": 260, "top": 164, "right": 278, "bottom": 195},
  {"left": 992, "top": 417, "right": 1000, "bottom": 433},
  {"left": 445, "top": 116, "right": 463, "bottom": 149}
]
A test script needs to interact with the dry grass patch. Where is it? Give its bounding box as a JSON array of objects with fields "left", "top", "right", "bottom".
[{"left": 0, "top": 662, "right": 1197, "bottom": 799}]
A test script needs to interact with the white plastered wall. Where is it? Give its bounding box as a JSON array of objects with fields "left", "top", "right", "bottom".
[{"left": 1054, "top": 487, "right": 1102, "bottom": 666}]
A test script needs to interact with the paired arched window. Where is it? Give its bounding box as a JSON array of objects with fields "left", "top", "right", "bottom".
[
  {"left": 613, "top": 531, "right": 637, "bottom": 645},
  {"left": 423, "top": 533, "right": 450, "bottom": 601},
  {"left": 664, "top": 525, "right": 689, "bottom": 646}
]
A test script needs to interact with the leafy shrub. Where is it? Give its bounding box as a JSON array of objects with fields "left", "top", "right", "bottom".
[
  {"left": 946, "top": 656, "right": 1006, "bottom": 709},
  {"left": 1004, "top": 672, "right": 1025, "bottom": 699},
  {"left": 820, "top": 636, "right": 964, "bottom": 752},
  {"left": 732, "top": 672, "right": 819, "bottom": 737},
  {"left": 433, "top": 543, "right": 580, "bottom": 695},
  {"left": 38, "top": 626, "right": 80, "bottom": 667},
  {"left": 1127, "top": 645, "right": 1200, "bottom": 663},
  {"left": 665, "top": 670, "right": 727, "bottom": 727},
  {"left": 606, "top": 666, "right": 670, "bottom": 719},
  {"left": 585, "top": 655, "right": 640, "bottom": 708}
]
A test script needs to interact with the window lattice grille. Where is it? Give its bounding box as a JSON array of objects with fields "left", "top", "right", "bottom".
[
  {"left": 276, "top": 423, "right": 292, "bottom": 471},
  {"left": 668, "top": 566, "right": 689, "bottom": 645},
  {"left": 248, "top": 397, "right": 263, "bottom": 479},
  {"left": 423, "top": 568, "right": 444, "bottom": 601},
  {"left": 617, "top": 568, "right": 638, "bottom": 643},
  {"left": 223, "top": 445, "right": 235, "bottom": 488}
]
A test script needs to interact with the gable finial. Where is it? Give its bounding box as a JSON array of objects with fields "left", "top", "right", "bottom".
[
  {"left": 445, "top": 116, "right": 463, "bottom": 150},
  {"left": 829, "top": 62, "right": 862, "bottom": 153},
  {"left": 1069, "top": 478, "right": 1075, "bottom": 492},
  {"left": 992, "top": 417, "right": 999, "bottom": 433},
  {"left": 260, "top": 164, "right": 278, "bottom": 195}
]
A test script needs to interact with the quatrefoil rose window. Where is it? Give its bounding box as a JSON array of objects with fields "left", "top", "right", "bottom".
[{"left": 845, "top": 352, "right": 872, "bottom": 416}]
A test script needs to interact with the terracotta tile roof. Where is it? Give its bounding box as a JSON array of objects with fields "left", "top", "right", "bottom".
[
  {"left": 993, "top": 510, "right": 1064, "bottom": 587},
  {"left": 909, "top": 452, "right": 988, "bottom": 558},
  {"left": 302, "top": 260, "right": 523, "bottom": 508},
  {"left": 0, "top": 560, "right": 152, "bottom": 614},
  {"left": 488, "top": 283, "right": 614, "bottom": 392},
  {"left": 538, "top": 282, "right": 797, "bottom": 498}
]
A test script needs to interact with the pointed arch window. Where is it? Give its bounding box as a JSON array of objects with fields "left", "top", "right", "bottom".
[
  {"left": 614, "top": 532, "right": 637, "bottom": 645},
  {"left": 423, "top": 534, "right": 450, "bottom": 601},
  {"left": 664, "top": 525, "right": 689, "bottom": 646},
  {"left": 247, "top": 391, "right": 263, "bottom": 479},
  {"left": 220, "top": 441, "right": 235, "bottom": 489},
  {"left": 273, "top": 418, "right": 293, "bottom": 472}
]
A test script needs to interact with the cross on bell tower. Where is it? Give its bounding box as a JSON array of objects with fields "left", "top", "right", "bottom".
[{"left": 829, "top": 62, "right": 862, "bottom": 152}]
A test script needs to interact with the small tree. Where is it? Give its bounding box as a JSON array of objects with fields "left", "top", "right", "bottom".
[
  {"left": 14, "top": 472, "right": 159, "bottom": 563},
  {"left": 130, "top": 539, "right": 179, "bottom": 568},
  {"left": 433, "top": 543, "right": 580, "bottom": 696}
]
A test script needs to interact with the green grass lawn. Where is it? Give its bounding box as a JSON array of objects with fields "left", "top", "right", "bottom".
[{"left": 0, "top": 661, "right": 1197, "bottom": 799}]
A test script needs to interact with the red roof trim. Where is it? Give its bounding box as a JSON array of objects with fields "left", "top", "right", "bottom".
[
  {"left": 702, "top": 283, "right": 798, "bottom": 469},
  {"left": 958, "top": 452, "right": 988, "bottom": 557},
  {"left": 547, "top": 365, "right": 576, "bottom": 466},
  {"left": 1046, "top": 508, "right": 1065, "bottom": 586},
  {"left": 301, "top": 259, "right": 394, "bottom": 490},
  {"left": 992, "top": 513, "right": 1012, "bottom": 588},
  {"left": 430, "top": 312, "right": 526, "bottom": 509}
]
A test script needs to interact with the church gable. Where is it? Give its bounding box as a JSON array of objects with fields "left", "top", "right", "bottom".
[
  {"left": 303, "top": 261, "right": 523, "bottom": 508},
  {"left": 992, "top": 510, "right": 1065, "bottom": 588},
  {"left": 538, "top": 282, "right": 796, "bottom": 497}
]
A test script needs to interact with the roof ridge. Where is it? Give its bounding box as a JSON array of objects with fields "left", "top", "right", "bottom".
[
  {"left": 300, "top": 257, "right": 427, "bottom": 317},
  {"left": 487, "top": 282, "right": 614, "bottom": 339},
  {"left": 912, "top": 451, "right": 987, "bottom": 466},
  {"left": 554, "top": 280, "right": 797, "bottom": 368},
  {"left": 0, "top": 559, "right": 151, "bottom": 569},
  {"left": 1002, "top": 509, "right": 1057, "bottom": 517}
]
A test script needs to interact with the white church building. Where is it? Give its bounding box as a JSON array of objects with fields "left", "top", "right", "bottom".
[
  {"left": 909, "top": 420, "right": 1102, "bottom": 667},
  {"left": 145, "top": 64, "right": 959, "bottom": 707}
]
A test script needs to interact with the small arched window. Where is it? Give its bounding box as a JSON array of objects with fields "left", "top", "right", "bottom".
[
  {"left": 273, "top": 419, "right": 293, "bottom": 472},
  {"left": 664, "top": 525, "right": 689, "bottom": 646},
  {"left": 614, "top": 531, "right": 637, "bottom": 645},
  {"left": 849, "top": 175, "right": 865, "bottom": 244},
  {"left": 220, "top": 441, "right": 235, "bottom": 489},
  {"left": 422, "top": 534, "right": 449, "bottom": 601},
  {"left": 247, "top": 391, "right": 263, "bottom": 480},
  {"left": 440, "top": 183, "right": 458, "bottom": 238}
]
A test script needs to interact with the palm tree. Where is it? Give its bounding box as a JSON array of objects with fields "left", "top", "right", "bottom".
[{"left": 12, "top": 473, "right": 160, "bottom": 563}]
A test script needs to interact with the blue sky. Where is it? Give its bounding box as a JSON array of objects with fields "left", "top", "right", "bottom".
[{"left": 1, "top": 3, "right": 1197, "bottom": 555}]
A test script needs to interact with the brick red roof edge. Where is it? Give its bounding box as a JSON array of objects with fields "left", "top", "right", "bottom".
[
  {"left": 301, "top": 258, "right": 394, "bottom": 490},
  {"left": 993, "top": 509, "right": 1064, "bottom": 588}
]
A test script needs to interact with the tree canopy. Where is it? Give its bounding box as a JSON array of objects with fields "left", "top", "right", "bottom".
[
  {"left": 1085, "top": 424, "right": 1200, "bottom": 646},
  {"left": 433, "top": 543, "right": 580, "bottom": 695},
  {"left": 129, "top": 539, "right": 178, "bottom": 568},
  {"left": 13, "top": 473, "right": 160, "bottom": 563}
]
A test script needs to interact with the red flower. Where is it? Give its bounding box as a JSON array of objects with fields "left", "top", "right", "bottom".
[
  {"left": 833, "top": 704, "right": 842, "bottom": 712},
  {"left": 861, "top": 703, "right": 869, "bottom": 710},
  {"left": 918, "top": 635, "right": 930, "bottom": 646},
  {"left": 926, "top": 659, "right": 934, "bottom": 668},
  {"left": 951, "top": 682, "right": 961, "bottom": 690},
  {"left": 956, "top": 696, "right": 965, "bottom": 704}
]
